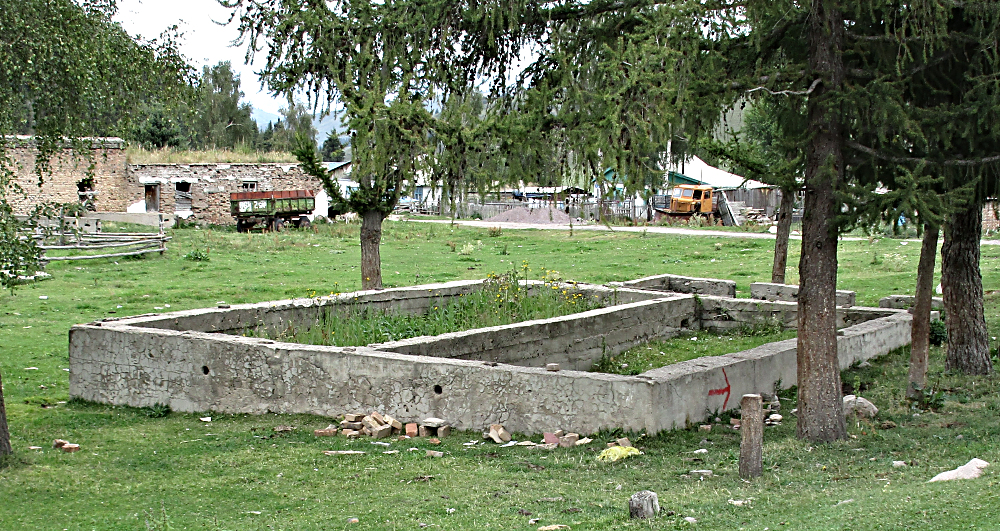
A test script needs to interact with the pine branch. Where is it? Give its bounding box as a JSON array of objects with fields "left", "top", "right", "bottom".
[{"left": 847, "top": 141, "right": 1000, "bottom": 167}]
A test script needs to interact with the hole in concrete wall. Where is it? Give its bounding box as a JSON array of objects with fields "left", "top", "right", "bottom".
[
  {"left": 433, "top": 384, "right": 443, "bottom": 394},
  {"left": 201, "top": 365, "right": 210, "bottom": 375},
  {"left": 681, "top": 318, "right": 690, "bottom": 328}
]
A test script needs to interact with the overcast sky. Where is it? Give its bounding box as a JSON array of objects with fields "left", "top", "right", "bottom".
[{"left": 115, "top": 0, "right": 284, "bottom": 115}]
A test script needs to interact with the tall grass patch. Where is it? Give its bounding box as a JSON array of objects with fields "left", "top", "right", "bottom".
[{"left": 253, "top": 270, "right": 604, "bottom": 346}]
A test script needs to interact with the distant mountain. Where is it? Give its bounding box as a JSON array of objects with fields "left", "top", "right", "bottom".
[
  {"left": 251, "top": 108, "right": 282, "bottom": 131},
  {"left": 251, "top": 107, "right": 347, "bottom": 147}
]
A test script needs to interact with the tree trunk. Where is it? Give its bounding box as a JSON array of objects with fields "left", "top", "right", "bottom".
[
  {"left": 0, "top": 370, "right": 11, "bottom": 456},
  {"left": 796, "top": 0, "right": 847, "bottom": 443},
  {"left": 771, "top": 187, "right": 795, "bottom": 284},
  {"left": 360, "top": 209, "right": 385, "bottom": 290},
  {"left": 942, "top": 202, "right": 991, "bottom": 374},
  {"left": 907, "top": 223, "right": 939, "bottom": 398}
]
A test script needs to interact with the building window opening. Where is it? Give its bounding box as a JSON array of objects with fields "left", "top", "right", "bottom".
[
  {"left": 175, "top": 181, "right": 193, "bottom": 211},
  {"left": 242, "top": 181, "right": 257, "bottom": 191}
]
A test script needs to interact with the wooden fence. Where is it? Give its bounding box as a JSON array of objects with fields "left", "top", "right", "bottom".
[{"left": 37, "top": 215, "right": 170, "bottom": 263}]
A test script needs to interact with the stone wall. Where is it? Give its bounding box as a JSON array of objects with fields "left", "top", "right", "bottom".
[
  {"left": 616, "top": 273, "right": 737, "bottom": 298},
  {"left": 127, "top": 163, "right": 324, "bottom": 224},
  {"left": 750, "top": 282, "right": 857, "bottom": 307},
  {"left": 5, "top": 137, "right": 128, "bottom": 215},
  {"left": 69, "top": 279, "right": 913, "bottom": 435}
]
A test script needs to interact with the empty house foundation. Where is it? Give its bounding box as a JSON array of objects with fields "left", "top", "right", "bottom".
[{"left": 69, "top": 276, "right": 912, "bottom": 435}]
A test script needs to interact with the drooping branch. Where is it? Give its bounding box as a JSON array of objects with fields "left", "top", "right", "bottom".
[{"left": 847, "top": 140, "right": 1000, "bottom": 167}]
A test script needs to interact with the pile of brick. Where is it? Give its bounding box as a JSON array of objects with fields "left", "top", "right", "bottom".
[
  {"left": 314, "top": 413, "right": 452, "bottom": 440},
  {"left": 480, "top": 424, "right": 593, "bottom": 449}
]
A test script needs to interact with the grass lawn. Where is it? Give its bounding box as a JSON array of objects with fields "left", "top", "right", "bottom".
[{"left": 1, "top": 221, "right": 999, "bottom": 530}]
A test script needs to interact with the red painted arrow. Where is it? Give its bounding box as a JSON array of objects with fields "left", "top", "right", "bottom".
[{"left": 708, "top": 368, "right": 732, "bottom": 410}]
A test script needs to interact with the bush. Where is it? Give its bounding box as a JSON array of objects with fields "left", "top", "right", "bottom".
[
  {"left": 183, "top": 248, "right": 210, "bottom": 262},
  {"left": 929, "top": 319, "right": 947, "bottom": 346}
]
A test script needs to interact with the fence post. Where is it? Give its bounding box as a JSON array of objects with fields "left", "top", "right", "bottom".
[
  {"left": 158, "top": 214, "right": 166, "bottom": 255},
  {"left": 739, "top": 394, "right": 764, "bottom": 479}
]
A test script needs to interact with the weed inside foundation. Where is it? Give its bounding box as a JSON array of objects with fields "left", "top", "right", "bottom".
[
  {"left": 249, "top": 269, "right": 604, "bottom": 347},
  {"left": 593, "top": 321, "right": 796, "bottom": 375}
]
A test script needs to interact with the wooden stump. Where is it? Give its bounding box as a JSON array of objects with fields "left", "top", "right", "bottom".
[
  {"left": 739, "top": 394, "right": 764, "bottom": 479},
  {"left": 629, "top": 490, "right": 660, "bottom": 519}
]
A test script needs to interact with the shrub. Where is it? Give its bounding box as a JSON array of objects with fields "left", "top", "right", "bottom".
[{"left": 929, "top": 319, "right": 947, "bottom": 346}]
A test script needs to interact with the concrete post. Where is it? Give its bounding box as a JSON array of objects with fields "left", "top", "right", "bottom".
[{"left": 739, "top": 394, "right": 763, "bottom": 479}]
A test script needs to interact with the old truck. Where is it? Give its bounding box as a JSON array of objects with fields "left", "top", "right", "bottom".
[
  {"left": 651, "top": 184, "right": 719, "bottom": 221},
  {"left": 230, "top": 189, "right": 315, "bottom": 232}
]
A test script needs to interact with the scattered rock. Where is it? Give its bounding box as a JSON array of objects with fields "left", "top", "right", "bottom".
[
  {"left": 489, "top": 424, "right": 512, "bottom": 443},
  {"left": 575, "top": 437, "right": 592, "bottom": 446},
  {"left": 372, "top": 424, "right": 393, "bottom": 439},
  {"left": 426, "top": 450, "right": 444, "bottom": 458},
  {"left": 892, "top": 461, "right": 907, "bottom": 468},
  {"left": 199, "top": 417, "right": 212, "bottom": 422},
  {"left": 558, "top": 433, "right": 579, "bottom": 448},
  {"left": 405, "top": 423, "right": 419, "bottom": 437},
  {"left": 843, "top": 395, "right": 878, "bottom": 418},
  {"left": 438, "top": 426, "right": 451, "bottom": 438},
  {"left": 347, "top": 517, "right": 359, "bottom": 524},
  {"left": 538, "top": 497, "right": 565, "bottom": 502},
  {"left": 693, "top": 448, "right": 708, "bottom": 455},
  {"left": 727, "top": 499, "right": 750, "bottom": 507},
  {"left": 61, "top": 443, "right": 81, "bottom": 453},
  {"left": 684, "top": 516, "right": 698, "bottom": 524},
  {"left": 52, "top": 439, "right": 69, "bottom": 449},
  {"left": 344, "top": 413, "right": 364, "bottom": 422},
  {"left": 274, "top": 425, "right": 295, "bottom": 433},
  {"left": 928, "top": 458, "right": 989, "bottom": 482},
  {"left": 314, "top": 428, "right": 337, "bottom": 437},
  {"left": 698, "top": 425, "right": 712, "bottom": 432},
  {"left": 545, "top": 363, "right": 561, "bottom": 371},
  {"left": 428, "top": 438, "right": 442, "bottom": 445},
  {"left": 537, "top": 525, "right": 571, "bottom": 531},
  {"left": 27, "top": 446, "right": 42, "bottom": 450},
  {"left": 880, "top": 420, "right": 897, "bottom": 430},
  {"left": 689, "top": 469, "right": 713, "bottom": 477},
  {"left": 629, "top": 490, "right": 660, "bottom": 519},
  {"left": 323, "top": 450, "right": 366, "bottom": 456},
  {"left": 536, "top": 443, "right": 559, "bottom": 450},
  {"left": 421, "top": 417, "right": 448, "bottom": 428},
  {"left": 543, "top": 432, "right": 560, "bottom": 445}
]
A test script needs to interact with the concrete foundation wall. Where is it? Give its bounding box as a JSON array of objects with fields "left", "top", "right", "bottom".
[
  {"left": 750, "top": 282, "right": 857, "bottom": 307},
  {"left": 69, "top": 280, "right": 912, "bottom": 435},
  {"left": 374, "top": 295, "right": 696, "bottom": 371},
  {"left": 879, "top": 294, "right": 944, "bottom": 310},
  {"left": 617, "top": 273, "right": 737, "bottom": 298}
]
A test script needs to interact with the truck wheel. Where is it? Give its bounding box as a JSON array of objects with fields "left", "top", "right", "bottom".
[
  {"left": 272, "top": 218, "right": 285, "bottom": 232},
  {"left": 296, "top": 217, "right": 311, "bottom": 229}
]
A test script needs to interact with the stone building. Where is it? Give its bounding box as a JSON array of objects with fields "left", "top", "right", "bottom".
[
  {"left": 6, "top": 137, "right": 355, "bottom": 225},
  {"left": 5, "top": 136, "right": 129, "bottom": 213}
]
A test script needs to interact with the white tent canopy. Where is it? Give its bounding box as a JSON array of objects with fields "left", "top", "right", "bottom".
[{"left": 666, "top": 156, "right": 770, "bottom": 189}]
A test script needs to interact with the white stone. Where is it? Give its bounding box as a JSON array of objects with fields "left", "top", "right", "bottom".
[
  {"left": 928, "top": 458, "right": 989, "bottom": 482},
  {"left": 843, "top": 395, "right": 878, "bottom": 418}
]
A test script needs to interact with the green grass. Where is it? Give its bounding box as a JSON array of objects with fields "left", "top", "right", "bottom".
[
  {"left": 2, "top": 221, "right": 1000, "bottom": 529},
  {"left": 258, "top": 270, "right": 603, "bottom": 346},
  {"left": 595, "top": 326, "right": 797, "bottom": 375}
]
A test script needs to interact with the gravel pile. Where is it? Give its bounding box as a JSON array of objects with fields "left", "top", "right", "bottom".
[{"left": 486, "top": 206, "right": 572, "bottom": 224}]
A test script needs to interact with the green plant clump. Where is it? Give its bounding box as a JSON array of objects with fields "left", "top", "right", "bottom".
[
  {"left": 593, "top": 324, "right": 796, "bottom": 375},
  {"left": 260, "top": 269, "right": 603, "bottom": 346}
]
